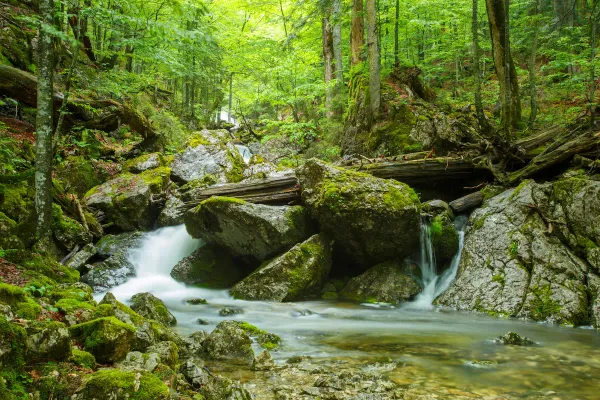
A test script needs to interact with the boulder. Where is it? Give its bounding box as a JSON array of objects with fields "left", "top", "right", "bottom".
[
  {"left": 170, "top": 130, "right": 245, "bottom": 184},
  {"left": 185, "top": 197, "right": 313, "bottom": 262},
  {"left": 25, "top": 321, "right": 71, "bottom": 362},
  {"left": 340, "top": 261, "right": 421, "bottom": 304},
  {"left": 65, "top": 243, "right": 97, "bottom": 272},
  {"left": 123, "top": 153, "right": 165, "bottom": 173},
  {"left": 95, "top": 232, "right": 145, "bottom": 258},
  {"left": 97, "top": 292, "right": 144, "bottom": 327},
  {"left": 0, "top": 212, "right": 24, "bottom": 250},
  {"left": 130, "top": 293, "right": 177, "bottom": 326},
  {"left": 202, "top": 320, "right": 255, "bottom": 366},
  {"left": 69, "top": 317, "right": 136, "bottom": 363},
  {"left": 230, "top": 234, "right": 332, "bottom": 302},
  {"left": 437, "top": 178, "right": 600, "bottom": 325},
  {"left": 170, "top": 244, "right": 245, "bottom": 289},
  {"left": 183, "top": 330, "right": 209, "bottom": 356},
  {"left": 297, "top": 159, "right": 421, "bottom": 268},
  {"left": 146, "top": 341, "right": 179, "bottom": 369},
  {"left": 493, "top": 332, "right": 536, "bottom": 346},
  {"left": 429, "top": 213, "right": 459, "bottom": 266},
  {"left": 180, "top": 360, "right": 210, "bottom": 388},
  {"left": 71, "top": 370, "right": 169, "bottom": 400},
  {"left": 84, "top": 167, "right": 170, "bottom": 231},
  {"left": 157, "top": 195, "right": 185, "bottom": 227},
  {"left": 253, "top": 350, "right": 275, "bottom": 371},
  {"left": 117, "top": 351, "right": 161, "bottom": 372}
]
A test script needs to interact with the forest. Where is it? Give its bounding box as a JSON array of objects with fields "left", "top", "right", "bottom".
[{"left": 0, "top": 0, "right": 600, "bottom": 399}]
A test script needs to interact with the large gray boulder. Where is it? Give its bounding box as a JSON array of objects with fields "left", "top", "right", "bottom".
[
  {"left": 340, "top": 261, "right": 421, "bottom": 304},
  {"left": 437, "top": 177, "right": 600, "bottom": 326},
  {"left": 297, "top": 159, "right": 421, "bottom": 268},
  {"left": 202, "top": 320, "right": 255, "bottom": 366},
  {"left": 170, "top": 244, "right": 245, "bottom": 289},
  {"left": 25, "top": 321, "right": 71, "bottom": 362},
  {"left": 170, "top": 130, "right": 245, "bottom": 184},
  {"left": 84, "top": 168, "right": 170, "bottom": 231},
  {"left": 157, "top": 195, "right": 186, "bottom": 227},
  {"left": 184, "top": 197, "right": 313, "bottom": 262},
  {"left": 230, "top": 234, "right": 332, "bottom": 302},
  {"left": 130, "top": 293, "right": 177, "bottom": 326}
]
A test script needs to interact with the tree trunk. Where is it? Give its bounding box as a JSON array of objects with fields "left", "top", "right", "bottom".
[
  {"left": 323, "top": 16, "right": 335, "bottom": 119},
  {"left": 366, "top": 0, "right": 380, "bottom": 115},
  {"left": 473, "top": 0, "right": 489, "bottom": 132},
  {"left": 351, "top": 0, "right": 365, "bottom": 65},
  {"left": 394, "top": 0, "right": 400, "bottom": 66},
  {"left": 485, "top": 0, "right": 521, "bottom": 132},
  {"left": 591, "top": 0, "right": 599, "bottom": 129},
  {"left": 332, "top": 0, "right": 344, "bottom": 110},
  {"left": 35, "top": 0, "right": 55, "bottom": 247},
  {"left": 529, "top": 0, "right": 539, "bottom": 126}
]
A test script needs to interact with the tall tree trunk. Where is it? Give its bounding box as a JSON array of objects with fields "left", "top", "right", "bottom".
[
  {"left": 485, "top": 0, "right": 521, "bottom": 133},
  {"left": 366, "top": 0, "right": 380, "bottom": 115},
  {"left": 394, "top": 0, "right": 400, "bottom": 67},
  {"left": 591, "top": 0, "right": 599, "bottom": 129},
  {"left": 332, "top": 0, "right": 344, "bottom": 110},
  {"left": 529, "top": 0, "right": 540, "bottom": 126},
  {"left": 35, "top": 0, "right": 55, "bottom": 247},
  {"left": 351, "top": 0, "right": 365, "bottom": 65},
  {"left": 323, "top": 16, "right": 335, "bottom": 119},
  {"left": 473, "top": 0, "right": 489, "bottom": 132}
]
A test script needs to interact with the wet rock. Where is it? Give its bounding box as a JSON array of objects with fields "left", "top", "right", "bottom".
[
  {"left": 65, "top": 243, "right": 97, "bottom": 272},
  {"left": 146, "top": 341, "right": 179, "bottom": 369},
  {"left": 71, "top": 370, "right": 169, "bottom": 400},
  {"left": 184, "top": 196, "right": 313, "bottom": 262},
  {"left": 170, "top": 129, "right": 245, "bottom": 184},
  {"left": 84, "top": 167, "right": 170, "bottom": 231},
  {"left": 253, "top": 350, "right": 275, "bottom": 371},
  {"left": 428, "top": 212, "right": 459, "bottom": 266},
  {"left": 70, "top": 317, "right": 136, "bottom": 363},
  {"left": 180, "top": 360, "right": 210, "bottom": 388},
  {"left": 25, "top": 321, "right": 71, "bottom": 362},
  {"left": 95, "top": 232, "right": 145, "bottom": 258},
  {"left": 219, "top": 307, "right": 243, "bottom": 317},
  {"left": 186, "top": 297, "right": 208, "bottom": 305},
  {"left": 157, "top": 195, "right": 185, "bottom": 227},
  {"left": 493, "top": 332, "right": 536, "bottom": 346},
  {"left": 230, "top": 234, "right": 332, "bottom": 302},
  {"left": 233, "top": 321, "right": 281, "bottom": 350},
  {"left": 197, "top": 319, "right": 210, "bottom": 325},
  {"left": 98, "top": 292, "right": 144, "bottom": 327},
  {"left": 130, "top": 292, "right": 177, "bottom": 326},
  {"left": 171, "top": 244, "right": 245, "bottom": 289},
  {"left": 202, "top": 320, "right": 255, "bottom": 366},
  {"left": 184, "top": 330, "right": 209, "bottom": 356},
  {"left": 297, "top": 159, "right": 421, "bottom": 268},
  {"left": 118, "top": 351, "right": 161, "bottom": 372},
  {"left": 423, "top": 199, "right": 454, "bottom": 219},
  {"left": 123, "top": 153, "right": 165, "bottom": 173},
  {"left": 340, "top": 261, "right": 420, "bottom": 304},
  {"left": 437, "top": 178, "right": 600, "bottom": 325},
  {"left": 287, "top": 355, "right": 312, "bottom": 364}
]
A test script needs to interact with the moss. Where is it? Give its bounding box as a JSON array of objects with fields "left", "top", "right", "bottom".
[
  {"left": 94, "top": 299, "right": 144, "bottom": 327},
  {"left": 492, "top": 274, "right": 506, "bottom": 287},
  {"left": 54, "top": 298, "right": 95, "bottom": 314},
  {"left": 78, "top": 370, "right": 169, "bottom": 400},
  {"left": 472, "top": 214, "right": 488, "bottom": 231},
  {"left": 51, "top": 203, "right": 88, "bottom": 250},
  {"left": 430, "top": 214, "right": 459, "bottom": 262},
  {"left": 528, "top": 285, "right": 562, "bottom": 322},
  {"left": 0, "top": 316, "right": 27, "bottom": 398},
  {"left": 0, "top": 183, "right": 33, "bottom": 223},
  {"left": 70, "top": 349, "right": 97, "bottom": 369},
  {"left": 321, "top": 291, "right": 338, "bottom": 300},
  {"left": 55, "top": 156, "right": 102, "bottom": 198},
  {"left": 224, "top": 150, "right": 245, "bottom": 183},
  {"left": 234, "top": 321, "right": 281, "bottom": 350},
  {"left": 201, "top": 196, "right": 247, "bottom": 207},
  {"left": 481, "top": 186, "right": 505, "bottom": 201},
  {"left": 509, "top": 179, "right": 533, "bottom": 200},
  {"left": 0, "top": 282, "right": 41, "bottom": 319},
  {"left": 22, "top": 255, "right": 79, "bottom": 284},
  {"left": 187, "top": 133, "right": 212, "bottom": 147},
  {"left": 123, "top": 153, "right": 165, "bottom": 173},
  {"left": 508, "top": 240, "right": 519, "bottom": 257},
  {"left": 69, "top": 317, "right": 136, "bottom": 362},
  {"left": 180, "top": 174, "right": 218, "bottom": 192}
]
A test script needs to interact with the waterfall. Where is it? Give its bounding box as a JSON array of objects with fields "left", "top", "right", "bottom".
[
  {"left": 235, "top": 144, "right": 252, "bottom": 164},
  {"left": 409, "top": 215, "right": 467, "bottom": 309}
]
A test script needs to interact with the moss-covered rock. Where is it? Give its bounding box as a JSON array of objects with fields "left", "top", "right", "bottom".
[
  {"left": 0, "top": 212, "right": 24, "bottom": 250},
  {"left": 130, "top": 293, "right": 177, "bottom": 326},
  {"left": 340, "top": 261, "right": 421, "bottom": 304},
  {"left": 55, "top": 155, "right": 103, "bottom": 198},
  {"left": 72, "top": 369, "right": 170, "bottom": 400},
  {"left": 123, "top": 153, "right": 165, "bottom": 174},
  {"left": 70, "top": 317, "right": 136, "bottom": 363},
  {"left": 202, "top": 320, "right": 255, "bottom": 366},
  {"left": 0, "top": 182, "right": 34, "bottom": 224},
  {"left": 297, "top": 159, "right": 421, "bottom": 268},
  {"left": 96, "top": 292, "right": 144, "bottom": 327},
  {"left": 429, "top": 213, "right": 459, "bottom": 266},
  {"left": 71, "top": 349, "right": 97, "bottom": 369},
  {"left": 25, "top": 320, "right": 71, "bottom": 361},
  {"left": 0, "top": 282, "right": 41, "bottom": 319},
  {"left": 233, "top": 321, "right": 281, "bottom": 350},
  {"left": 184, "top": 197, "right": 313, "bottom": 263},
  {"left": 145, "top": 341, "right": 179, "bottom": 369},
  {"left": 84, "top": 168, "right": 171, "bottom": 231},
  {"left": 0, "top": 316, "right": 27, "bottom": 398},
  {"left": 230, "top": 234, "right": 332, "bottom": 302},
  {"left": 52, "top": 203, "right": 92, "bottom": 252},
  {"left": 170, "top": 244, "right": 245, "bottom": 289}
]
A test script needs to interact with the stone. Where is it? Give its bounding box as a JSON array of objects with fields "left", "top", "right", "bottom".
[
  {"left": 97, "top": 292, "right": 144, "bottom": 327},
  {"left": 123, "top": 153, "right": 165, "bottom": 173},
  {"left": 253, "top": 350, "right": 275, "bottom": 371},
  {"left": 170, "top": 244, "right": 245, "bottom": 289},
  {"left": 170, "top": 130, "right": 245, "bottom": 184},
  {"left": 296, "top": 159, "right": 421, "bottom": 268},
  {"left": 130, "top": 292, "right": 177, "bottom": 326},
  {"left": 185, "top": 298, "right": 208, "bottom": 305},
  {"left": 71, "top": 370, "right": 169, "bottom": 400},
  {"left": 65, "top": 243, "right": 97, "bottom": 272},
  {"left": 84, "top": 167, "right": 170, "bottom": 231},
  {"left": 184, "top": 196, "right": 313, "bottom": 262},
  {"left": 184, "top": 330, "right": 209, "bottom": 356},
  {"left": 219, "top": 307, "right": 243, "bottom": 317},
  {"left": 437, "top": 178, "right": 600, "bottom": 325},
  {"left": 340, "top": 261, "right": 421, "bottom": 304},
  {"left": 118, "top": 351, "right": 160, "bottom": 372},
  {"left": 230, "top": 234, "right": 332, "bottom": 302},
  {"left": 95, "top": 232, "right": 145, "bottom": 258},
  {"left": 493, "top": 332, "right": 536, "bottom": 346},
  {"left": 25, "top": 321, "right": 71, "bottom": 362},
  {"left": 180, "top": 360, "right": 210, "bottom": 388},
  {"left": 69, "top": 317, "right": 136, "bottom": 363},
  {"left": 428, "top": 213, "right": 460, "bottom": 266},
  {"left": 157, "top": 195, "right": 185, "bottom": 227},
  {"left": 202, "top": 320, "right": 255, "bottom": 366},
  {"left": 146, "top": 341, "right": 179, "bottom": 369},
  {"left": 0, "top": 212, "right": 24, "bottom": 250}
]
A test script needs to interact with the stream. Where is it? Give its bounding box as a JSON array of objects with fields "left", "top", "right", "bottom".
[{"left": 96, "top": 224, "right": 600, "bottom": 399}]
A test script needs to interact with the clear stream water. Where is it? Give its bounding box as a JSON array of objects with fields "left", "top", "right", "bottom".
[{"left": 98, "top": 224, "right": 600, "bottom": 399}]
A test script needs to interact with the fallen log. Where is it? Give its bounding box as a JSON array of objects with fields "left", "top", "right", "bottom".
[
  {"left": 449, "top": 192, "right": 484, "bottom": 214},
  {"left": 0, "top": 65, "right": 156, "bottom": 139}
]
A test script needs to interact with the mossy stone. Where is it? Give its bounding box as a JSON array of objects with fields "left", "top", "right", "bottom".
[{"left": 69, "top": 317, "right": 136, "bottom": 363}]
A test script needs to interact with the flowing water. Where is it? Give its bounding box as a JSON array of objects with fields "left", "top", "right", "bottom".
[{"left": 99, "top": 224, "right": 600, "bottom": 399}]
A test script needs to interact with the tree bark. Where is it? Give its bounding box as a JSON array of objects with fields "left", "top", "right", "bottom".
[
  {"left": 473, "top": 0, "right": 489, "bottom": 132},
  {"left": 35, "top": 0, "right": 55, "bottom": 246},
  {"left": 366, "top": 0, "right": 380, "bottom": 115},
  {"left": 322, "top": 15, "right": 335, "bottom": 119},
  {"left": 332, "top": 0, "right": 344, "bottom": 112},
  {"left": 529, "top": 0, "right": 539, "bottom": 126},
  {"left": 394, "top": 0, "right": 400, "bottom": 66},
  {"left": 351, "top": 0, "right": 365, "bottom": 65},
  {"left": 590, "top": 0, "right": 599, "bottom": 129},
  {"left": 485, "top": 0, "right": 521, "bottom": 131}
]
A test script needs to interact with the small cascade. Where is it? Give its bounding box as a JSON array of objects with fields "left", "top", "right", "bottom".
[
  {"left": 410, "top": 215, "right": 467, "bottom": 308},
  {"left": 235, "top": 144, "right": 252, "bottom": 164}
]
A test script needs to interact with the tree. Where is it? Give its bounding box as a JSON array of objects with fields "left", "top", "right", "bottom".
[
  {"left": 351, "top": 0, "right": 365, "bottom": 65},
  {"left": 529, "top": 0, "right": 540, "bottom": 126},
  {"left": 35, "top": 0, "right": 55, "bottom": 248},
  {"left": 473, "top": 0, "right": 489, "bottom": 132},
  {"left": 323, "top": 10, "right": 335, "bottom": 118},
  {"left": 485, "top": 0, "right": 521, "bottom": 133},
  {"left": 366, "top": 0, "right": 380, "bottom": 115},
  {"left": 394, "top": 0, "right": 400, "bottom": 67},
  {"left": 332, "top": 0, "right": 344, "bottom": 113}
]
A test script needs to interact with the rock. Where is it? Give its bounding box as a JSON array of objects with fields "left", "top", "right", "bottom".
[
  {"left": 146, "top": 341, "right": 179, "bottom": 369},
  {"left": 52, "top": 203, "right": 92, "bottom": 251},
  {"left": 185, "top": 298, "right": 208, "bottom": 305},
  {"left": 65, "top": 243, "right": 97, "bottom": 272},
  {"left": 130, "top": 293, "right": 177, "bottom": 326},
  {"left": 184, "top": 196, "right": 313, "bottom": 262},
  {"left": 95, "top": 232, "right": 145, "bottom": 258},
  {"left": 340, "top": 261, "right": 421, "bottom": 304},
  {"left": 234, "top": 321, "right": 281, "bottom": 350},
  {"left": 170, "top": 244, "right": 245, "bottom": 289},
  {"left": 202, "top": 320, "right": 255, "bottom": 366},
  {"left": 55, "top": 155, "right": 104, "bottom": 198},
  {"left": 170, "top": 130, "right": 245, "bottom": 184},
  {"left": 230, "top": 234, "right": 332, "bottom": 302},
  {"left": 84, "top": 167, "right": 170, "bottom": 231},
  {"left": 0, "top": 282, "right": 41, "bottom": 320},
  {"left": 180, "top": 360, "right": 210, "bottom": 388},
  {"left": 118, "top": 351, "right": 161, "bottom": 372},
  {"left": 69, "top": 317, "right": 136, "bottom": 363},
  {"left": 184, "top": 331, "right": 209, "bottom": 356},
  {"left": 123, "top": 153, "right": 165, "bottom": 173},
  {"left": 98, "top": 292, "right": 144, "bottom": 327},
  {"left": 0, "top": 304, "right": 13, "bottom": 321},
  {"left": 428, "top": 213, "right": 459, "bottom": 266},
  {"left": 253, "top": 350, "right": 275, "bottom": 371},
  {"left": 0, "top": 316, "right": 26, "bottom": 368},
  {"left": 437, "top": 178, "right": 600, "bottom": 325},
  {"left": 25, "top": 321, "right": 71, "bottom": 362},
  {"left": 157, "top": 195, "right": 185, "bottom": 227},
  {"left": 493, "top": 332, "right": 536, "bottom": 346},
  {"left": 0, "top": 212, "right": 24, "bottom": 250},
  {"left": 71, "top": 370, "right": 169, "bottom": 400},
  {"left": 70, "top": 349, "right": 97, "bottom": 369},
  {"left": 297, "top": 159, "right": 421, "bottom": 268},
  {"left": 197, "top": 319, "right": 210, "bottom": 325},
  {"left": 422, "top": 199, "right": 454, "bottom": 219},
  {"left": 219, "top": 307, "right": 243, "bottom": 317},
  {"left": 133, "top": 321, "right": 159, "bottom": 351}
]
